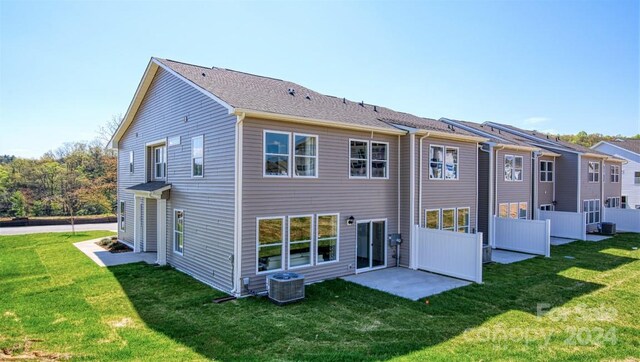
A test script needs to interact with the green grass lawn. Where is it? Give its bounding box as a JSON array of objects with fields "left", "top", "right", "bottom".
[{"left": 1, "top": 232, "right": 639, "bottom": 361}]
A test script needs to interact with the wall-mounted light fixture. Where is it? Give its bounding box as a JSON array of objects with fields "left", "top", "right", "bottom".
[{"left": 346, "top": 216, "right": 355, "bottom": 225}]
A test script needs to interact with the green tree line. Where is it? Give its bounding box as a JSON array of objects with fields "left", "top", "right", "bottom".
[{"left": 559, "top": 131, "right": 640, "bottom": 147}]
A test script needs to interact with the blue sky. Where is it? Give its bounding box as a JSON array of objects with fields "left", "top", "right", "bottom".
[{"left": 1, "top": 0, "right": 638, "bottom": 158}]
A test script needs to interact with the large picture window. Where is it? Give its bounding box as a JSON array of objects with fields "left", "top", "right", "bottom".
[
  {"left": 257, "top": 217, "right": 284, "bottom": 272},
  {"left": 119, "top": 201, "right": 126, "bottom": 231},
  {"left": 540, "top": 160, "right": 553, "bottom": 182},
  {"left": 288, "top": 216, "right": 312, "bottom": 268},
  {"left": 317, "top": 214, "right": 339, "bottom": 263},
  {"left": 371, "top": 142, "right": 388, "bottom": 178},
  {"left": 350, "top": 140, "right": 369, "bottom": 178},
  {"left": 500, "top": 202, "right": 527, "bottom": 219},
  {"left": 191, "top": 135, "right": 204, "bottom": 177},
  {"left": 174, "top": 209, "right": 184, "bottom": 254},
  {"left": 430, "top": 145, "right": 458, "bottom": 180},
  {"left": 505, "top": 155, "right": 523, "bottom": 181},
  {"left": 588, "top": 162, "right": 600, "bottom": 183},
  {"left": 294, "top": 134, "right": 318, "bottom": 177},
  {"left": 610, "top": 165, "right": 620, "bottom": 183},
  {"left": 583, "top": 199, "right": 600, "bottom": 224},
  {"left": 424, "top": 207, "right": 470, "bottom": 233},
  {"left": 264, "top": 131, "right": 290, "bottom": 177}
]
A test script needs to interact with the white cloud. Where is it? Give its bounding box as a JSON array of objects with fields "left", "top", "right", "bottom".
[
  {"left": 521, "top": 117, "right": 550, "bottom": 125},
  {"left": 539, "top": 129, "right": 559, "bottom": 135}
]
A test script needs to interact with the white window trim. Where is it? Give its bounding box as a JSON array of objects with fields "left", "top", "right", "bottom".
[
  {"left": 129, "top": 151, "right": 134, "bottom": 174},
  {"left": 504, "top": 154, "right": 524, "bottom": 182},
  {"left": 292, "top": 133, "right": 319, "bottom": 179},
  {"left": 588, "top": 161, "right": 600, "bottom": 183},
  {"left": 428, "top": 144, "right": 459, "bottom": 181},
  {"left": 457, "top": 207, "right": 471, "bottom": 233},
  {"left": 540, "top": 204, "right": 554, "bottom": 211},
  {"left": 173, "top": 209, "right": 184, "bottom": 256},
  {"left": 119, "top": 200, "right": 126, "bottom": 231},
  {"left": 191, "top": 135, "right": 204, "bottom": 178},
  {"left": 287, "top": 214, "right": 314, "bottom": 270},
  {"left": 153, "top": 145, "right": 167, "bottom": 181},
  {"left": 518, "top": 202, "right": 528, "bottom": 219},
  {"left": 370, "top": 141, "right": 390, "bottom": 179},
  {"left": 610, "top": 165, "right": 620, "bottom": 183},
  {"left": 316, "top": 213, "right": 340, "bottom": 265},
  {"left": 424, "top": 208, "right": 441, "bottom": 229},
  {"left": 349, "top": 138, "right": 370, "bottom": 179},
  {"left": 606, "top": 197, "right": 621, "bottom": 208},
  {"left": 441, "top": 208, "right": 456, "bottom": 231},
  {"left": 583, "top": 199, "right": 601, "bottom": 225},
  {"left": 263, "top": 130, "right": 291, "bottom": 178},
  {"left": 540, "top": 160, "right": 554, "bottom": 183},
  {"left": 428, "top": 144, "right": 445, "bottom": 180},
  {"left": 256, "top": 216, "right": 286, "bottom": 274}
]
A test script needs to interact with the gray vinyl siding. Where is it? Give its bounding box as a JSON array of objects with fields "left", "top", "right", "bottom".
[
  {"left": 603, "top": 160, "right": 622, "bottom": 202},
  {"left": 399, "top": 134, "right": 412, "bottom": 267},
  {"left": 241, "top": 118, "right": 399, "bottom": 293},
  {"left": 538, "top": 155, "right": 555, "bottom": 208},
  {"left": 145, "top": 198, "right": 157, "bottom": 251},
  {"left": 495, "top": 149, "right": 532, "bottom": 218},
  {"left": 580, "top": 156, "right": 602, "bottom": 202},
  {"left": 117, "top": 67, "right": 236, "bottom": 292},
  {"left": 553, "top": 150, "right": 579, "bottom": 212},
  {"left": 477, "top": 148, "right": 490, "bottom": 243},
  {"left": 420, "top": 138, "right": 478, "bottom": 232}
]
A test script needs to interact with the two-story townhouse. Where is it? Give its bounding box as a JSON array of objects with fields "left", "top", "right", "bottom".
[
  {"left": 592, "top": 139, "right": 639, "bottom": 209},
  {"left": 486, "top": 122, "right": 624, "bottom": 232},
  {"left": 439, "top": 118, "right": 561, "bottom": 246},
  {"left": 110, "top": 57, "right": 486, "bottom": 296}
]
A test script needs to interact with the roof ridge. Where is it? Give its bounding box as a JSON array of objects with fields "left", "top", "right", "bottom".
[{"left": 215, "top": 67, "right": 285, "bottom": 82}]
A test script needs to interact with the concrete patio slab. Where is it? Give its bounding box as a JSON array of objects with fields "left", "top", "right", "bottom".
[
  {"left": 74, "top": 239, "right": 157, "bottom": 267},
  {"left": 586, "top": 234, "right": 611, "bottom": 242},
  {"left": 342, "top": 267, "right": 470, "bottom": 301},
  {"left": 491, "top": 249, "right": 537, "bottom": 264},
  {"left": 551, "top": 237, "right": 577, "bottom": 246}
]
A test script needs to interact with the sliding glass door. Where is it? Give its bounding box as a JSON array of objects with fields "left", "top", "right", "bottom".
[{"left": 356, "top": 220, "right": 386, "bottom": 271}]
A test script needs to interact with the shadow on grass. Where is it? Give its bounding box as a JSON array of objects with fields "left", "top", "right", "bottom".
[{"left": 108, "top": 235, "right": 639, "bottom": 361}]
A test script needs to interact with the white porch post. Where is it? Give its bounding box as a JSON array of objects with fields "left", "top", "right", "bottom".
[
  {"left": 156, "top": 199, "right": 167, "bottom": 265},
  {"left": 133, "top": 195, "right": 140, "bottom": 253}
]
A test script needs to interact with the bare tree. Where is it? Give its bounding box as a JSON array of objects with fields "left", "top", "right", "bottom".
[{"left": 97, "top": 114, "right": 123, "bottom": 147}]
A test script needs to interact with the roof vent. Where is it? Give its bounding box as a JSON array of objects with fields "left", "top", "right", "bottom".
[
  {"left": 359, "top": 101, "right": 365, "bottom": 107},
  {"left": 498, "top": 129, "right": 501, "bottom": 134},
  {"left": 288, "top": 88, "right": 295, "bottom": 96},
  {"left": 305, "top": 94, "right": 311, "bottom": 100},
  {"left": 373, "top": 105, "right": 378, "bottom": 112},
  {"left": 343, "top": 98, "right": 346, "bottom": 104},
  {"left": 201, "top": 72, "right": 206, "bottom": 77},
  {"left": 491, "top": 127, "right": 494, "bottom": 131},
  {"left": 546, "top": 135, "right": 549, "bottom": 139},
  {"left": 556, "top": 136, "right": 559, "bottom": 141}
]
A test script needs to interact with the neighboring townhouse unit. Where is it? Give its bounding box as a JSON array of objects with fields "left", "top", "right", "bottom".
[
  {"left": 485, "top": 123, "right": 624, "bottom": 232},
  {"left": 109, "top": 57, "right": 486, "bottom": 296},
  {"left": 592, "top": 139, "right": 640, "bottom": 209},
  {"left": 440, "top": 118, "right": 559, "bottom": 245}
]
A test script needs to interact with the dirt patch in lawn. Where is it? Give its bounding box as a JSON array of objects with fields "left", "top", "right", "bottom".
[
  {"left": 1, "top": 338, "right": 72, "bottom": 361},
  {"left": 95, "top": 237, "right": 132, "bottom": 254}
]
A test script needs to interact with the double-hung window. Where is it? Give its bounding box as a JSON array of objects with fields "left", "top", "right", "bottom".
[
  {"left": 610, "top": 165, "right": 620, "bottom": 183},
  {"left": 607, "top": 197, "right": 620, "bottom": 208},
  {"left": 350, "top": 140, "right": 369, "bottom": 178},
  {"left": 425, "top": 209, "right": 440, "bottom": 229},
  {"left": 457, "top": 208, "right": 470, "bottom": 233},
  {"left": 119, "top": 201, "right": 126, "bottom": 231},
  {"left": 288, "top": 216, "right": 312, "bottom": 268},
  {"left": 129, "top": 151, "right": 134, "bottom": 173},
  {"left": 583, "top": 200, "right": 600, "bottom": 224},
  {"left": 153, "top": 145, "right": 166, "bottom": 180},
  {"left": 191, "top": 135, "right": 204, "bottom": 177},
  {"left": 264, "top": 131, "right": 290, "bottom": 177},
  {"left": 294, "top": 134, "right": 318, "bottom": 177},
  {"left": 424, "top": 207, "right": 470, "bottom": 233},
  {"left": 588, "top": 162, "right": 600, "bottom": 182},
  {"left": 316, "top": 214, "right": 338, "bottom": 263},
  {"left": 540, "top": 160, "right": 553, "bottom": 182},
  {"left": 429, "top": 145, "right": 458, "bottom": 180},
  {"left": 441, "top": 208, "right": 456, "bottom": 231},
  {"left": 505, "top": 155, "right": 523, "bottom": 181},
  {"left": 635, "top": 172, "right": 640, "bottom": 184},
  {"left": 371, "top": 142, "right": 388, "bottom": 178},
  {"left": 174, "top": 209, "right": 184, "bottom": 254},
  {"left": 257, "top": 217, "right": 284, "bottom": 272}
]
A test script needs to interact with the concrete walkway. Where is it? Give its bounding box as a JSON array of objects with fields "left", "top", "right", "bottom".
[
  {"left": 586, "top": 234, "right": 611, "bottom": 242},
  {"left": 74, "top": 238, "right": 157, "bottom": 267},
  {"left": 551, "top": 237, "right": 577, "bottom": 246},
  {"left": 342, "top": 267, "right": 470, "bottom": 301},
  {"left": 491, "top": 249, "right": 537, "bottom": 264},
  {"left": 0, "top": 223, "right": 117, "bottom": 235}
]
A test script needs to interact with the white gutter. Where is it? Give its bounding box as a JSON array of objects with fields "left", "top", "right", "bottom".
[{"left": 231, "top": 112, "right": 245, "bottom": 296}]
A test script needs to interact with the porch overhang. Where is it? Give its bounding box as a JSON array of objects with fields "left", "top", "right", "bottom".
[{"left": 125, "top": 181, "right": 171, "bottom": 199}]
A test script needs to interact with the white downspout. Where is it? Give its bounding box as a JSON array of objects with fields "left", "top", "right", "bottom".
[
  {"left": 532, "top": 151, "right": 540, "bottom": 219},
  {"left": 479, "top": 143, "right": 494, "bottom": 247},
  {"left": 409, "top": 133, "right": 416, "bottom": 269},
  {"left": 493, "top": 145, "right": 505, "bottom": 248},
  {"left": 417, "top": 133, "right": 430, "bottom": 229},
  {"left": 397, "top": 135, "right": 401, "bottom": 267},
  {"left": 231, "top": 112, "right": 245, "bottom": 295}
]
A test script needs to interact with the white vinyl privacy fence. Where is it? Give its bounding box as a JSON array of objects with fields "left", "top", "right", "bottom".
[
  {"left": 538, "top": 210, "right": 587, "bottom": 240},
  {"left": 493, "top": 217, "right": 551, "bottom": 257},
  {"left": 413, "top": 225, "right": 483, "bottom": 283},
  {"left": 603, "top": 208, "right": 640, "bottom": 233}
]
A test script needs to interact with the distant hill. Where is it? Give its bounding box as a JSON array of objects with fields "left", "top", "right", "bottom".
[{"left": 559, "top": 131, "right": 640, "bottom": 148}]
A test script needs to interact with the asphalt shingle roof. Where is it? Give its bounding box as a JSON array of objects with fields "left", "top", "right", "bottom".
[
  {"left": 156, "top": 58, "right": 477, "bottom": 137},
  {"left": 607, "top": 139, "right": 640, "bottom": 155},
  {"left": 443, "top": 118, "right": 537, "bottom": 148}
]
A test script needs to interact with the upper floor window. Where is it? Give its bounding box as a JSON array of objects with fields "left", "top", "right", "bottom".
[
  {"left": 294, "top": 134, "right": 318, "bottom": 177},
  {"left": 371, "top": 142, "right": 388, "bottom": 178},
  {"left": 588, "top": 162, "right": 600, "bottom": 183},
  {"left": 636, "top": 172, "right": 640, "bottom": 185},
  {"left": 191, "top": 135, "right": 204, "bottom": 177},
  {"left": 540, "top": 160, "right": 553, "bottom": 182},
  {"left": 610, "top": 165, "right": 620, "bottom": 183},
  {"left": 264, "top": 131, "right": 318, "bottom": 178},
  {"left": 504, "top": 155, "right": 523, "bottom": 181},
  {"left": 350, "top": 139, "right": 369, "bottom": 178},
  {"left": 129, "top": 151, "right": 134, "bottom": 173},
  {"left": 348, "top": 139, "right": 388, "bottom": 179},
  {"left": 429, "top": 145, "right": 458, "bottom": 180},
  {"left": 153, "top": 145, "right": 166, "bottom": 180}
]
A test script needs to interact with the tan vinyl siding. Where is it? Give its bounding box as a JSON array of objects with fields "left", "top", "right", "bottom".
[
  {"left": 399, "top": 134, "right": 412, "bottom": 267},
  {"left": 241, "top": 118, "right": 399, "bottom": 292},
  {"left": 554, "top": 151, "right": 579, "bottom": 212},
  {"left": 603, "top": 160, "right": 622, "bottom": 202},
  {"left": 495, "top": 149, "right": 532, "bottom": 218},
  {"left": 145, "top": 198, "right": 157, "bottom": 251},
  {"left": 538, "top": 155, "right": 555, "bottom": 207},
  {"left": 581, "top": 156, "right": 602, "bottom": 202},
  {"left": 117, "top": 67, "right": 236, "bottom": 292}
]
